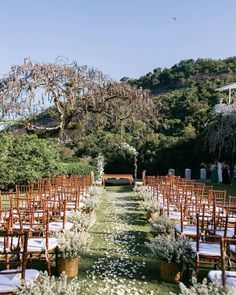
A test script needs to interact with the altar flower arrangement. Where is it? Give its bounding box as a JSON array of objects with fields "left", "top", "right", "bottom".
[{"left": 119, "top": 142, "right": 138, "bottom": 179}]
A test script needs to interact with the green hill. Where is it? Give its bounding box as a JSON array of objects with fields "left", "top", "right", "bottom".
[{"left": 9, "top": 57, "right": 236, "bottom": 177}]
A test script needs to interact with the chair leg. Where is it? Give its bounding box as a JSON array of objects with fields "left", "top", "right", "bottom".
[
  {"left": 195, "top": 258, "right": 199, "bottom": 275},
  {"left": 46, "top": 257, "right": 51, "bottom": 276}
]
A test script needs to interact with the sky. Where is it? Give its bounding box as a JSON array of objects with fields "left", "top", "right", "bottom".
[{"left": 1, "top": 0, "right": 236, "bottom": 80}]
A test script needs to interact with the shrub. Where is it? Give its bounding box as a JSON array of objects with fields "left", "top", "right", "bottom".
[
  {"left": 61, "top": 161, "right": 94, "bottom": 176},
  {"left": 0, "top": 132, "right": 62, "bottom": 188}
]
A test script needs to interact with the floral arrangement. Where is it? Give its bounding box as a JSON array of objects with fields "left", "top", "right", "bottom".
[
  {"left": 119, "top": 142, "right": 138, "bottom": 156},
  {"left": 139, "top": 197, "right": 161, "bottom": 213},
  {"left": 135, "top": 186, "right": 152, "bottom": 200},
  {"left": 56, "top": 230, "right": 90, "bottom": 259},
  {"left": 67, "top": 212, "right": 95, "bottom": 232},
  {"left": 148, "top": 235, "right": 193, "bottom": 264},
  {"left": 170, "top": 277, "right": 235, "bottom": 295},
  {"left": 95, "top": 154, "right": 104, "bottom": 181},
  {"left": 17, "top": 272, "right": 85, "bottom": 295},
  {"left": 133, "top": 184, "right": 146, "bottom": 193},
  {"left": 82, "top": 194, "right": 99, "bottom": 213},
  {"left": 88, "top": 185, "right": 103, "bottom": 197},
  {"left": 81, "top": 185, "right": 102, "bottom": 213},
  {"left": 149, "top": 215, "right": 176, "bottom": 237},
  {"left": 119, "top": 142, "right": 138, "bottom": 178},
  {"left": 214, "top": 102, "right": 236, "bottom": 116}
]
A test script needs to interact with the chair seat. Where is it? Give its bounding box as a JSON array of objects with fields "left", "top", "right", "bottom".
[
  {"left": 12, "top": 223, "right": 32, "bottom": 230},
  {"left": 66, "top": 202, "right": 77, "bottom": 209},
  {"left": 49, "top": 221, "right": 73, "bottom": 232},
  {"left": 168, "top": 211, "right": 181, "bottom": 220},
  {"left": 27, "top": 237, "right": 58, "bottom": 252},
  {"left": 64, "top": 210, "right": 80, "bottom": 218},
  {"left": 0, "top": 269, "right": 39, "bottom": 293},
  {"left": 175, "top": 224, "right": 197, "bottom": 236},
  {"left": 228, "top": 217, "right": 236, "bottom": 223},
  {"left": 208, "top": 228, "right": 235, "bottom": 238},
  {"left": 208, "top": 270, "right": 236, "bottom": 288},
  {"left": 190, "top": 241, "right": 221, "bottom": 257},
  {"left": 230, "top": 244, "right": 236, "bottom": 254}
]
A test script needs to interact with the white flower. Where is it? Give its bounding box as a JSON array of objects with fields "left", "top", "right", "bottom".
[
  {"left": 56, "top": 230, "right": 90, "bottom": 259},
  {"left": 17, "top": 272, "right": 87, "bottom": 295},
  {"left": 119, "top": 142, "right": 138, "bottom": 156}
]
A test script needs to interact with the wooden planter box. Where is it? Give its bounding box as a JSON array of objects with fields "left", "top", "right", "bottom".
[
  {"left": 57, "top": 257, "right": 79, "bottom": 278},
  {"left": 160, "top": 260, "right": 183, "bottom": 283}
]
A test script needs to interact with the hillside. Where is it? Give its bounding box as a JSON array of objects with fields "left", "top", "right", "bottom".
[
  {"left": 9, "top": 57, "right": 236, "bottom": 177},
  {"left": 119, "top": 57, "right": 236, "bottom": 175}
]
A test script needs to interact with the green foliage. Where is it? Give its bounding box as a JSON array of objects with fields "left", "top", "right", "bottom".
[
  {"left": 0, "top": 132, "right": 62, "bottom": 188},
  {"left": 127, "top": 57, "right": 236, "bottom": 174},
  {"left": 8, "top": 57, "right": 236, "bottom": 178},
  {"left": 61, "top": 161, "right": 94, "bottom": 176},
  {"left": 129, "top": 57, "right": 236, "bottom": 91}
]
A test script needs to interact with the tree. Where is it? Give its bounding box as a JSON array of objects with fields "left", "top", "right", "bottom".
[
  {"left": 0, "top": 132, "right": 62, "bottom": 188},
  {"left": 205, "top": 111, "right": 236, "bottom": 162},
  {"left": 0, "top": 59, "right": 153, "bottom": 140}
]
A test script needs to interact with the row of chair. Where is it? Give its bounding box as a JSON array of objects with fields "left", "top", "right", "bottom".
[
  {"left": 145, "top": 175, "right": 236, "bottom": 288},
  {"left": 0, "top": 174, "right": 92, "bottom": 294}
]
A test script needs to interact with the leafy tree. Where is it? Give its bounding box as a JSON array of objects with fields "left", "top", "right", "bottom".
[
  {"left": 0, "top": 132, "right": 62, "bottom": 188},
  {"left": 0, "top": 59, "right": 153, "bottom": 140}
]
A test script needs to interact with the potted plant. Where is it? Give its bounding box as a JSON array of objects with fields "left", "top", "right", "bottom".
[
  {"left": 135, "top": 186, "right": 151, "bottom": 200},
  {"left": 169, "top": 277, "right": 236, "bottom": 295},
  {"left": 149, "top": 215, "right": 176, "bottom": 237},
  {"left": 67, "top": 211, "right": 95, "bottom": 232},
  {"left": 139, "top": 196, "right": 161, "bottom": 219},
  {"left": 148, "top": 235, "right": 193, "bottom": 283},
  {"left": 17, "top": 271, "right": 86, "bottom": 294},
  {"left": 87, "top": 185, "right": 103, "bottom": 198},
  {"left": 56, "top": 230, "right": 90, "bottom": 277},
  {"left": 82, "top": 195, "right": 99, "bottom": 216},
  {"left": 81, "top": 186, "right": 101, "bottom": 215}
]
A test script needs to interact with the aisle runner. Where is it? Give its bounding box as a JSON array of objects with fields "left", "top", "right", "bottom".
[{"left": 85, "top": 191, "right": 155, "bottom": 295}]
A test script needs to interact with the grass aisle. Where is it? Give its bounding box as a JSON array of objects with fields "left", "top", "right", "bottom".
[{"left": 78, "top": 186, "right": 179, "bottom": 295}]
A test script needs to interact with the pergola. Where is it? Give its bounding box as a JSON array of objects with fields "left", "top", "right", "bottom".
[{"left": 216, "top": 82, "right": 236, "bottom": 104}]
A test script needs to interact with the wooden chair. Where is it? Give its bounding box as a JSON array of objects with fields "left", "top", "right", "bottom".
[
  {"left": 16, "top": 209, "right": 58, "bottom": 276},
  {"left": 0, "top": 231, "right": 39, "bottom": 294},
  {"left": 208, "top": 237, "right": 236, "bottom": 288},
  {"left": 175, "top": 203, "right": 205, "bottom": 238},
  {"left": 190, "top": 213, "right": 223, "bottom": 274}
]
